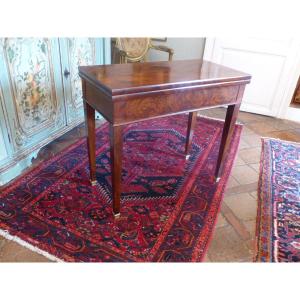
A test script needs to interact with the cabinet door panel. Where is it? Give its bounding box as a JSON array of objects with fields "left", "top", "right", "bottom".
[
  {"left": 0, "top": 38, "right": 65, "bottom": 152},
  {"left": 0, "top": 88, "right": 9, "bottom": 162},
  {"left": 60, "top": 38, "right": 104, "bottom": 125},
  {"left": 0, "top": 127, "right": 7, "bottom": 161}
]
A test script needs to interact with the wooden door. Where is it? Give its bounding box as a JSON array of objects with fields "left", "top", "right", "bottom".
[
  {"left": 0, "top": 38, "right": 66, "bottom": 154},
  {"left": 204, "top": 38, "right": 300, "bottom": 117},
  {"left": 59, "top": 38, "right": 105, "bottom": 125}
]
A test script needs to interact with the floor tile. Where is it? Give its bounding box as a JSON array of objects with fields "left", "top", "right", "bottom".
[
  {"left": 247, "top": 122, "right": 278, "bottom": 135},
  {"left": 249, "top": 163, "right": 260, "bottom": 173},
  {"left": 234, "top": 155, "right": 247, "bottom": 166},
  {"left": 13, "top": 249, "right": 51, "bottom": 262},
  {"left": 267, "top": 119, "right": 295, "bottom": 131},
  {"left": 249, "top": 191, "right": 258, "bottom": 200},
  {"left": 224, "top": 193, "right": 257, "bottom": 222},
  {"left": 232, "top": 165, "right": 259, "bottom": 185},
  {"left": 203, "top": 254, "right": 211, "bottom": 262},
  {"left": 0, "top": 235, "right": 7, "bottom": 249},
  {"left": 237, "top": 112, "right": 269, "bottom": 124},
  {"left": 221, "top": 203, "right": 250, "bottom": 240},
  {"left": 225, "top": 182, "right": 258, "bottom": 195},
  {"left": 293, "top": 128, "right": 300, "bottom": 133},
  {"left": 207, "top": 226, "right": 252, "bottom": 262},
  {"left": 265, "top": 130, "right": 300, "bottom": 143},
  {"left": 281, "top": 119, "right": 300, "bottom": 129},
  {"left": 215, "top": 213, "right": 228, "bottom": 228},
  {"left": 241, "top": 126, "right": 256, "bottom": 136},
  {"left": 241, "top": 134, "right": 262, "bottom": 148},
  {"left": 238, "top": 139, "right": 251, "bottom": 150},
  {"left": 226, "top": 176, "right": 240, "bottom": 189},
  {"left": 0, "top": 241, "right": 23, "bottom": 261},
  {"left": 243, "top": 220, "right": 257, "bottom": 240},
  {"left": 0, "top": 241, "right": 50, "bottom": 262},
  {"left": 238, "top": 147, "right": 261, "bottom": 164}
]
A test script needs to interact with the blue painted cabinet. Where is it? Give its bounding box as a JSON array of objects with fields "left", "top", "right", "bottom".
[
  {"left": 0, "top": 38, "right": 111, "bottom": 185},
  {"left": 59, "top": 38, "right": 106, "bottom": 125},
  {"left": 0, "top": 92, "right": 9, "bottom": 163}
]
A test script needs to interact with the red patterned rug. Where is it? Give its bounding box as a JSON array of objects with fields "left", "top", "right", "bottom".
[
  {"left": 0, "top": 115, "right": 241, "bottom": 262},
  {"left": 255, "top": 138, "right": 300, "bottom": 262}
]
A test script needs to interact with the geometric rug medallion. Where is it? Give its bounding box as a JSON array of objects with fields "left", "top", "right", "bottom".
[{"left": 0, "top": 115, "right": 242, "bottom": 262}]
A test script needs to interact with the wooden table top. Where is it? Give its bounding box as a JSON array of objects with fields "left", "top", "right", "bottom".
[{"left": 79, "top": 59, "right": 251, "bottom": 96}]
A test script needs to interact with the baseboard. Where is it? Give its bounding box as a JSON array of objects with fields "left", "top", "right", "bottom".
[{"left": 285, "top": 106, "right": 300, "bottom": 122}]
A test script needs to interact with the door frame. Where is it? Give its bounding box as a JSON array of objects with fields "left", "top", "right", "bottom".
[{"left": 277, "top": 43, "right": 300, "bottom": 120}]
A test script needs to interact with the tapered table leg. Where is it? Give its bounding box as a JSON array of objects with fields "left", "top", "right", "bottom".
[
  {"left": 214, "top": 103, "right": 241, "bottom": 181},
  {"left": 215, "top": 85, "right": 245, "bottom": 181},
  {"left": 185, "top": 111, "right": 198, "bottom": 159},
  {"left": 84, "top": 101, "right": 97, "bottom": 186},
  {"left": 110, "top": 124, "right": 123, "bottom": 217}
]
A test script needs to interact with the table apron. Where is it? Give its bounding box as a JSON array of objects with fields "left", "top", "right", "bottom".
[
  {"left": 112, "top": 84, "right": 243, "bottom": 125},
  {"left": 84, "top": 81, "right": 113, "bottom": 122}
]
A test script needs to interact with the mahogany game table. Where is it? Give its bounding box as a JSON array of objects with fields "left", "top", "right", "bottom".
[{"left": 79, "top": 59, "right": 251, "bottom": 216}]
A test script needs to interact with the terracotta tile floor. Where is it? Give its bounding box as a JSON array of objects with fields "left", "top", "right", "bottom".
[{"left": 0, "top": 108, "right": 299, "bottom": 262}]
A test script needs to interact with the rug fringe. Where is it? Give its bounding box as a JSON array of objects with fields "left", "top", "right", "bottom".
[{"left": 0, "top": 228, "right": 62, "bottom": 262}]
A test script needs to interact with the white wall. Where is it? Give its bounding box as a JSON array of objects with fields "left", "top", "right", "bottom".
[{"left": 148, "top": 38, "right": 206, "bottom": 61}]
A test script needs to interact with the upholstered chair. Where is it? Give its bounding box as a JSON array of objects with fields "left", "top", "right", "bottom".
[{"left": 112, "top": 38, "right": 174, "bottom": 63}]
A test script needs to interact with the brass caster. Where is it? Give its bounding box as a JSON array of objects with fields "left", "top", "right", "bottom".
[
  {"left": 113, "top": 212, "right": 121, "bottom": 218},
  {"left": 90, "top": 180, "right": 97, "bottom": 186}
]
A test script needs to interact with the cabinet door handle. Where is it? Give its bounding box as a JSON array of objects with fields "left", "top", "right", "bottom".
[{"left": 64, "top": 69, "right": 70, "bottom": 78}]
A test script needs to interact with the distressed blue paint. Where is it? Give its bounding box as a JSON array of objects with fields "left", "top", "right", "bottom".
[
  {"left": 104, "top": 38, "right": 111, "bottom": 64},
  {"left": 0, "top": 38, "right": 111, "bottom": 186},
  {"left": 0, "top": 42, "right": 15, "bottom": 159},
  {"left": 0, "top": 88, "right": 12, "bottom": 160},
  {"left": 95, "top": 38, "right": 104, "bottom": 64},
  {"left": 59, "top": 38, "right": 107, "bottom": 124},
  {"left": 0, "top": 122, "right": 8, "bottom": 161},
  {"left": 0, "top": 38, "right": 66, "bottom": 152}
]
